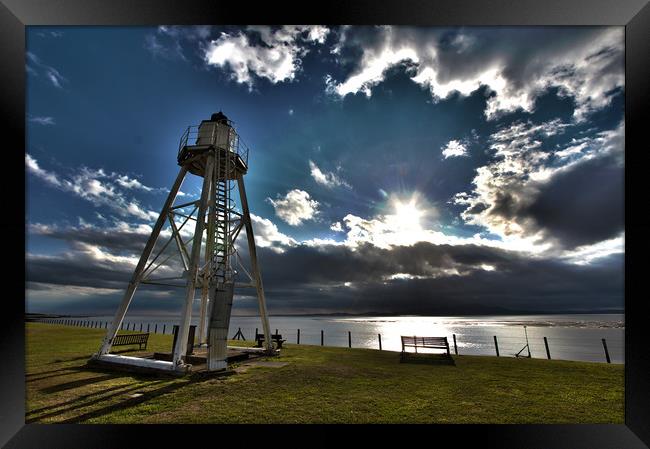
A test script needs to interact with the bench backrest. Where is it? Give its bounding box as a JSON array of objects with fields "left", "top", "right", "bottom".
[
  {"left": 113, "top": 333, "right": 149, "bottom": 344},
  {"left": 401, "top": 336, "right": 448, "bottom": 347},
  {"left": 256, "top": 333, "right": 283, "bottom": 340}
]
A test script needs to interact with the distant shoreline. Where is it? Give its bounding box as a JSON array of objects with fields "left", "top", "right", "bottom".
[{"left": 26, "top": 310, "right": 625, "bottom": 320}]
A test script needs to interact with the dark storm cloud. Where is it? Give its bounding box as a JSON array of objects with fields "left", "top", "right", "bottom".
[
  {"left": 524, "top": 154, "right": 624, "bottom": 248},
  {"left": 251, "top": 242, "right": 623, "bottom": 314}
]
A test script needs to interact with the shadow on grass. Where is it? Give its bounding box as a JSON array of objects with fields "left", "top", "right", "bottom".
[
  {"left": 399, "top": 353, "right": 457, "bottom": 366},
  {"left": 39, "top": 374, "right": 118, "bottom": 394},
  {"left": 58, "top": 375, "right": 215, "bottom": 423},
  {"left": 26, "top": 381, "right": 168, "bottom": 423}
]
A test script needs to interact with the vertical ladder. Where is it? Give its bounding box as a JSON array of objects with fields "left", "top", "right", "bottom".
[{"left": 211, "top": 137, "right": 233, "bottom": 285}]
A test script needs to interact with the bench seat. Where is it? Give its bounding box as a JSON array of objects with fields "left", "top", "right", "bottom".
[{"left": 400, "top": 336, "right": 451, "bottom": 361}]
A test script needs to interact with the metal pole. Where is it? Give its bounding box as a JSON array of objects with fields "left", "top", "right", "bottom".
[
  {"left": 602, "top": 338, "right": 611, "bottom": 363},
  {"left": 237, "top": 174, "right": 272, "bottom": 352},
  {"left": 544, "top": 337, "right": 551, "bottom": 359},
  {"left": 97, "top": 166, "right": 188, "bottom": 356},
  {"left": 453, "top": 334, "right": 458, "bottom": 355},
  {"left": 173, "top": 156, "right": 214, "bottom": 368},
  {"left": 494, "top": 336, "right": 500, "bottom": 357},
  {"left": 378, "top": 334, "right": 382, "bottom": 350}
]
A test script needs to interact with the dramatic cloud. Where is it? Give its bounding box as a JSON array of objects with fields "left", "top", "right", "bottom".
[
  {"left": 327, "top": 27, "right": 623, "bottom": 122},
  {"left": 441, "top": 140, "right": 469, "bottom": 158},
  {"left": 267, "top": 189, "right": 320, "bottom": 226},
  {"left": 453, "top": 120, "right": 624, "bottom": 250},
  {"left": 309, "top": 160, "right": 351, "bottom": 189},
  {"left": 26, "top": 154, "right": 160, "bottom": 221},
  {"left": 205, "top": 26, "right": 329, "bottom": 87}
]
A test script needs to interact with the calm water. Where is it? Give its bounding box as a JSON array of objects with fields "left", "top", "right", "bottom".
[{"left": 59, "top": 313, "right": 624, "bottom": 364}]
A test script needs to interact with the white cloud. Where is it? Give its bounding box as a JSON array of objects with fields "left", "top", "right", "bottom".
[
  {"left": 205, "top": 26, "right": 329, "bottom": 87},
  {"left": 267, "top": 189, "right": 320, "bottom": 226},
  {"left": 309, "top": 160, "right": 351, "bottom": 189},
  {"left": 441, "top": 140, "right": 468, "bottom": 158},
  {"left": 561, "top": 233, "right": 624, "bottom": 265},
  {"left": 249, "top": 214, "right": 297, "bottom": 253},
  {"left": 26, "top": 52, "right": 67, "bottom": 89},
  {"left": 330, "top": 222, "right": 344, "bottom": 232},
  {"left": 28, "top": 115, "right": 56, "bottom": 126},
  {"left": 26, "top": 154, "right": 62, "bottom": 187}
]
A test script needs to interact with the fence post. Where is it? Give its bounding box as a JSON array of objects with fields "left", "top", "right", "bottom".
[
  {"left": 147, "top": 323, "right": 150, "bottom": 332},
  {"left": 255, "top": 327, "right": 258, "bottom": 338},
  {"left": 275, "top": 329, "right": 278, "bottom": 335},
  {"left": 105, "top": 321, "right": 108, "bottom": 329},
  {"left": 544, "top": 337, "right": 551, "bottom": 360},
  {"left": 297, "top": 329, "right": 300, "bottom": 345},
  {"left": 602, "top": 338, "right": 611, "bottom": 364},
  {"left": 321, "top": 330, "right": 324, "bottom": 346},
  {"left": 348, "top": 331, "right": 352, "bottom": 348},
  {"left": 121, "top": 322, "right": 124, "bottom": 330},
  {"left": 378, "top": 334, "right": 382, "bottom": 351},
  {"left": 140, "top": 323, "right": 143, "bottom": 332},
  {"left": 163, "top": 324, "right": 166, "bottom": 334},
  {"left": 453, "top": 334, "right": 458, "bottom": 355},
  {"left": 494, "top": 336, "right": 500, "bottom": 357},
  {"left": 154, "top": 324, "right": 158, "bottom": 334}
]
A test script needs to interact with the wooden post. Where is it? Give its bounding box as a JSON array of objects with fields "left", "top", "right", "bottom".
[
  {"left": 494, "top": 336, "right": 500, "bottom": 357},
  {"left": 154, "top": 324, "right": 158, "bottom": 334},
  {"left": 321, "top": 330, "right": 324, "bottom": 346},
  {"left": 140, "top": 323, "right": 143, "bottom": 332},
  {"left": 378, "top": 334, "right": 382, "bottom": 350},
  {"left": 348, "top": 331, "right": 352, "bottom": 348},
  {"left": 163, "top": 324, "right": 166, "bottom": 335},
  {"left": 544, "top": 337, "right": 551, "bottom": 360},
  {"left": 275, "top": 329, "right": 278, "bottom": 335},
  {"left": 453, "top": 334, "right": 458, "bottom": 355},
  {"left": 297, "top": 329, "right": 300, "bottom": 344},
  {"left": 121, "top": 322, "right": 124, "bottom": 330},
  {"left": 602, "top": 338, "right": 611, "bottom": 363},
  {"left": 147, "top": 323, "right": 150, "bottom": 333}
]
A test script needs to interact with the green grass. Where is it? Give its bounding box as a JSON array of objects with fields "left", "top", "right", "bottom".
[{"left": 25, "top": 322, "right": 623, "bottom": 423}]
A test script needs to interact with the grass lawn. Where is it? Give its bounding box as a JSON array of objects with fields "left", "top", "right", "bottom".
[{"left": 25, "top": 322, "right": 623, "bottom": 424}]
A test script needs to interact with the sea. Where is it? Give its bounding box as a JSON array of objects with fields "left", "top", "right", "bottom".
[{"left": 56, "top": 313, "right": 624, "bottom": 364}]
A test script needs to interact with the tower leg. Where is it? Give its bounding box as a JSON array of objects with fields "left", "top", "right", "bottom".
[
  {"left": 237, "top": 174, "right": 273, "bottom": 352},
  {"left": 96, "top": 166, "right": 188, "bottom": 356},
  {"left": 172, "top": 155, "right": 215, "bottom": 368}
]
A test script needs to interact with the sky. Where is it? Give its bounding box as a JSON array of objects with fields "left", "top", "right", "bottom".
[{"left": 26, "top": 25, "right": 625, "bottom": 317}]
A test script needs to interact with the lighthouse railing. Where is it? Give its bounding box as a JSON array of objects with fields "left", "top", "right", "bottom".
[{"left": 178, "top": 124, "right": 249, "bottom": 167}]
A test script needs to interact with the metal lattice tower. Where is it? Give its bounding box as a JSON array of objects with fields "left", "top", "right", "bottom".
[{"left": 92, "top": 111, "right": 273, "bottom": 373}]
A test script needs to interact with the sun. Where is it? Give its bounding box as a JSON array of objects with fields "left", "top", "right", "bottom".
[{"left": 387, "top": 193, "right": 427, "bottom": 231}]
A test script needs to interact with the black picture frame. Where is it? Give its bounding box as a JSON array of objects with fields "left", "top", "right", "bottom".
[{"left": 2, "top": 0, "right": 648, "bottom": 447}]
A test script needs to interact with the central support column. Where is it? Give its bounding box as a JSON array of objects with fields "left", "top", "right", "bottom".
[
  {"left": 207, "top": 281, "right": 235, "bottom": 370},
  {"left": 173, "top": 154, "right": 215, "bottom": 368}
]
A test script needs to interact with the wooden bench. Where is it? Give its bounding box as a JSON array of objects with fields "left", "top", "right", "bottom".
[
  {"left": 112, "top": 333, "right": 149, "bottom": 350},
  {"left": 400, "top": 336, "right": 451, "bottom": 362},
  {"left": 255, "top": 332, "right": 286, "bottom": 349}
]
